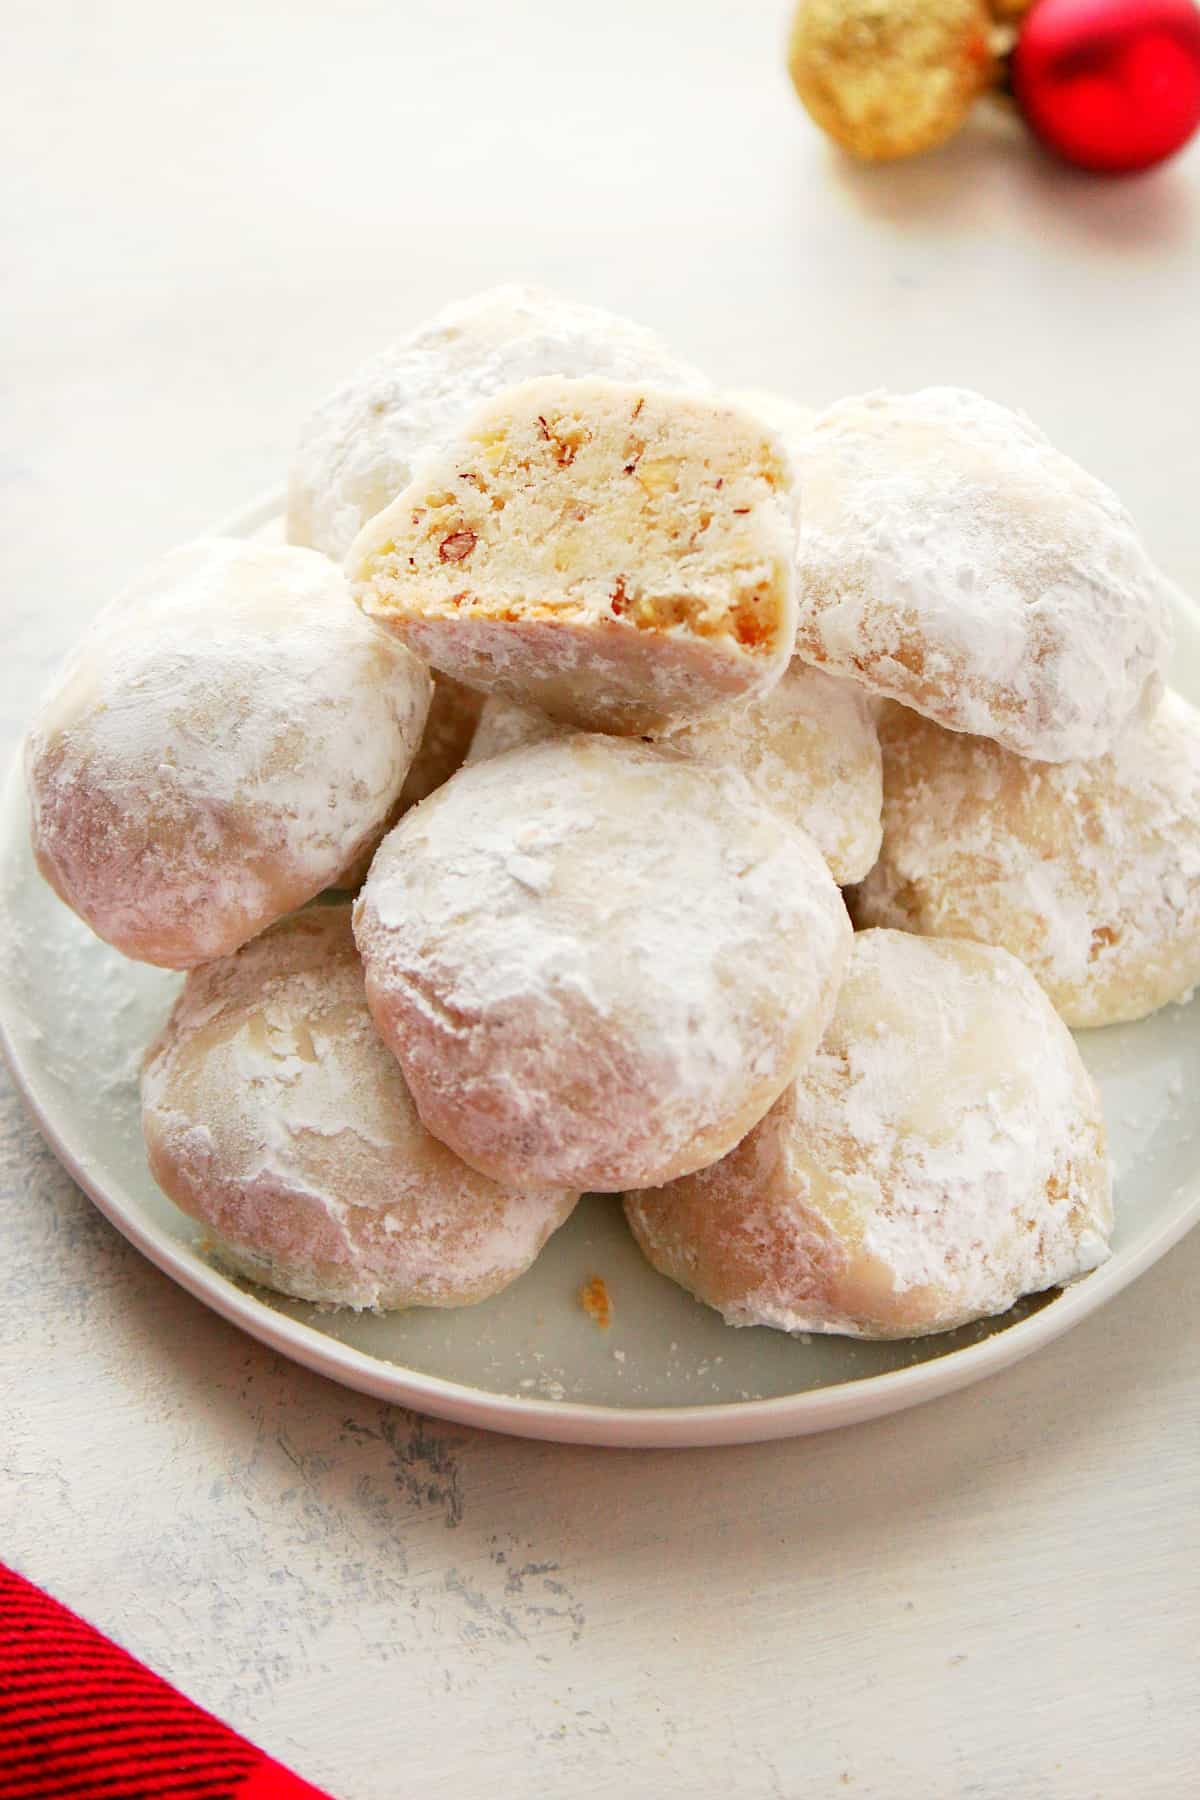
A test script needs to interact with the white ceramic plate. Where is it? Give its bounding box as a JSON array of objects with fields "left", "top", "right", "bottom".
[{"left": 3, "top": 494, "right": 1199, "bottom": 1448}]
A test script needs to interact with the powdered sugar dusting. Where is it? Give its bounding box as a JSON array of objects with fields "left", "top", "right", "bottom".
[
  {"left": 354, "top": 735, "right": 851, "bottom": 1192},
  {"left": 141, "top": 906, "right": 577, "bottom": 1311},
  {"left": 287, "top": 284, "right": 709, "bottom": 560},
  {"left": 661, "top": 663, "right": 881, "bottom": 885},
  {"left": 25, "top": 539, "right": 432, "bottom": 967},
  {"left": 853, "top": 689, "right": 1200, "bottom": 1028},
  {"left": 793, "top": 387, "right": 1171, "bottom": 762},
  {"left": 468, "top": 660, "right": 883, "bottom": 886},
  {"left": 627, "top": 931, "right": 1112, "bottom": 1339}
]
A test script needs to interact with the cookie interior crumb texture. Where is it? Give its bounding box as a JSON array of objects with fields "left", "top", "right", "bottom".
[
  {"left": 349, "top": 377, "right": 799, "bottom": 734},
  {"left": 287, "top": 282, "right": 709, "bottom": 559}
]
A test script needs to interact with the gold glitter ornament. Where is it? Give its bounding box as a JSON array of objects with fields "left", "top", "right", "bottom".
[{"left": 786, "top": 0, "right": 997, "bottom": 161}]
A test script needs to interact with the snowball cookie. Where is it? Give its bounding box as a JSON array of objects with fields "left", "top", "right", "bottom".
[
  {"left": 668, "top": 666, "right": 881, "bottom": 884},
  {"left": 625, "top": 930, "right": 1112, "bottom": 1341},
  {"left": 852, "top": 693, "right": 1200, "bottom": 1028},
  {"left": 353, "top": 735, "right": 852, "bottom": 1191},
  {"left": 349, "top": 378, "right": 800, "bottom": 736},
  {"left": 26, "top": 539, "right": 432, "bottom": 968},
  {"left": 288, "top": 283, "right": 707, "bottom": 560},
  {"left": 467, "top": 660, "right": 883, "bottom": 885},
  {"left": 792, "top": 388, "right": 1171, "bottom": 762},
  {"left": 142, "top": 907, "right": 578, "bottom": 1310}
]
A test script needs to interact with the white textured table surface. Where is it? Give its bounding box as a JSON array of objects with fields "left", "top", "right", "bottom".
[{"left": 3, "top": 4, "right": 1199, "bottom": 1795}]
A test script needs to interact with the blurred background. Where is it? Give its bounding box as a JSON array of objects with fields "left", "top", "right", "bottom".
[{"left": 4, "top": 0, "right": 1198, "bottom": 712}]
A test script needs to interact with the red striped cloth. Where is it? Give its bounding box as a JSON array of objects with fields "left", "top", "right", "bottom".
[{"left": 0, "top": 1564, "right": 334, "bottom": 1800}]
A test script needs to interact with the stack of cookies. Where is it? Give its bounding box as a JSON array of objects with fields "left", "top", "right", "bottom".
[{"left": 25, "top": 286, "right": 1197, "bottom": 1340}]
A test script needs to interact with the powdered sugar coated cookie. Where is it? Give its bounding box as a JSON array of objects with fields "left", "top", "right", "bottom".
[
  {"left": 142, "top": 908, "right": 577, "bottom": 1310},
  {"left": 626, "top": 930, "right": 1112, "bottom": 1340},
  {"left": 793, "top": 387, "right": 1170, "bottom": 761},
  {"left": 467, "top": 659, "right": 883, "bottom": 885},
  {"left": 353, "top": 735, "right": 851, "bottom": 1191},
  {"left": 852, "top": 692, "right": 1200, "bottom": 1027},
  {"left": 26, "top": 539, "right": 431, "bottom": 967}
]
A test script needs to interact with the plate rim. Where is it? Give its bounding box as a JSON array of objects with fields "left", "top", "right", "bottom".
[{"left": 3, "top": 493, "right": 1198, "bottom": 1449}]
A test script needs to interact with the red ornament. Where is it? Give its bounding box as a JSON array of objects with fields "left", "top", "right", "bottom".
[{"left": 1013, "top": 0, "right": 1200, "bottom": 172}]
